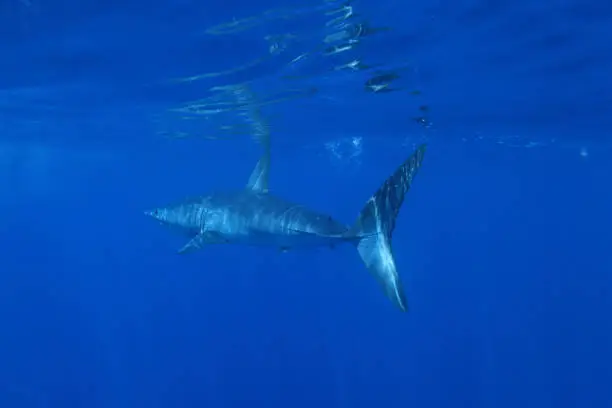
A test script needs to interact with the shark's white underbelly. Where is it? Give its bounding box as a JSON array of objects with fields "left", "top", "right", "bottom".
[{"left": 222, "top": 226, "right": 345, "bottom": 248}]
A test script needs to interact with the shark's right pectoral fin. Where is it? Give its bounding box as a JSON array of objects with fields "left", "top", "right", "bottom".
[{"left": 178, "top": 231, "right": 227, "bottom": 254}]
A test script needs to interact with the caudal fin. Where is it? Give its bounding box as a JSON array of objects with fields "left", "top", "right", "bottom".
[{"left": 352, "top": 144, "right": 426, "bottom": 311}]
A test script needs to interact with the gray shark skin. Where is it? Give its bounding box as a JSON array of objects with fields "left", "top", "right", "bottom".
[{"left": 146, "top": 143, "right": 426, "bottom": 312}]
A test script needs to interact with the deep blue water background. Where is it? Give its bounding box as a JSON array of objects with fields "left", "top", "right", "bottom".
[{"left": 1, "top": 0, "right": 611, "bottom": 407}]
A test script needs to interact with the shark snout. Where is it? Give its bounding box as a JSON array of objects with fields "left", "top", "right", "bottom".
[{"left": 144, "top": 209, "right": 161, "bottom": 220}]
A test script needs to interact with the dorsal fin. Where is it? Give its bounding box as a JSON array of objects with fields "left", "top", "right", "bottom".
[
  {"left": 220, "top": 83, "right": 271, "bottom": 193},
  {"left": 242, "top": 92, "right": 271, "bottom": 193},
  {"left": 247, "top": 152, "right": 270, "bottom": 192}
]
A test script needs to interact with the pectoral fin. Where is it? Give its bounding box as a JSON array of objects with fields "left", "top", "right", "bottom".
[{"left": 178, "top": 232, "right": 227, "bottom": 254}]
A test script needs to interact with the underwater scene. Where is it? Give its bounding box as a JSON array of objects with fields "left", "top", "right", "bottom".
[{"left": 1, "top": 0, "right": 611, "bottom": 406}]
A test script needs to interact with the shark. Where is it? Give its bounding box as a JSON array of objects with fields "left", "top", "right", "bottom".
[
  {"left": 147, "top": 88, "right": 425, "bottom": 312},
  {"left": 146, "top": 140, "right": 426, "bottom": 312}
]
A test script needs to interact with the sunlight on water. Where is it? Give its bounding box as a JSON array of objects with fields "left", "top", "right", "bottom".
[
  {"left": 152, "top": 0, "right": 430, "bottom": 145},
  {"left": 0, "top": 142, "right": 118, "bottom": 202}
]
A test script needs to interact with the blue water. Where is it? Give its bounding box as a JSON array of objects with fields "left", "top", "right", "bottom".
[{"left": 1, "top": 0, "right": 611, "bottom": 407}]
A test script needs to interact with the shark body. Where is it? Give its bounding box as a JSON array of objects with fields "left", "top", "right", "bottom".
[{"left": 147, "top": 139, "right": 426, "bottom": 311}]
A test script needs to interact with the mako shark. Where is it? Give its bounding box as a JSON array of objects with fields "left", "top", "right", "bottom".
[{"left": 146, "top": 142, "right": 426, "bottom": 311}]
